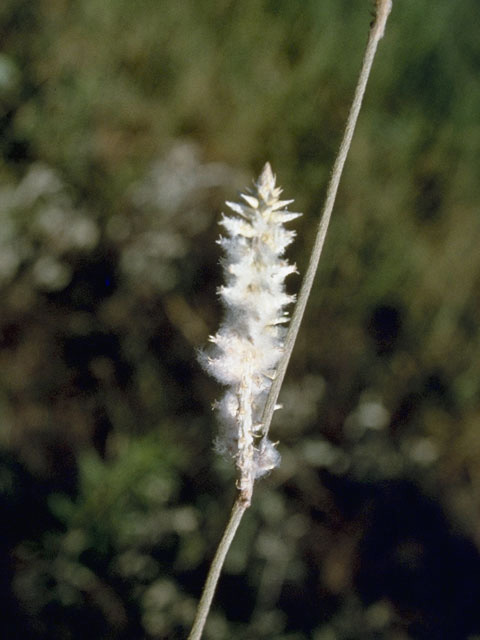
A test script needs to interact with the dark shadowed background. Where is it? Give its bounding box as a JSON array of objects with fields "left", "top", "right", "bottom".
[{"left": 1, "top": 1, "right": 480, "bottom": 638}]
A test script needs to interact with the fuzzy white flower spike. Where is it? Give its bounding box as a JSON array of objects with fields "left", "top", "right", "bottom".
[{"left": 199, "top": 163, "right": 301, "bottom": 505}]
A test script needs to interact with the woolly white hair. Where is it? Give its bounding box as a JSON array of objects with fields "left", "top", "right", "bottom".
[{"left": 199, "top": 163, "right": 300, "bottom": 502}]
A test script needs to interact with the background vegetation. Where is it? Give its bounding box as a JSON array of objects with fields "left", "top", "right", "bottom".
[{"left": 1, "top": 1, "right": 480, "bottom": 638}]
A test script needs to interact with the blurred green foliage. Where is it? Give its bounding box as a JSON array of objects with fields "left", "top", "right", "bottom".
[{"left": 1, "top": 0, "right": 480, "bottom": 638}]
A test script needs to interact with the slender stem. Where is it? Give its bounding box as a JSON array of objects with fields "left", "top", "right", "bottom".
[
  {"left": 188, "top": 497, "right": 248, "bottom": 640},
  {"left": 260, "top": 0, "right": 392, "bottom": 441},
  {"left": 188, "top": 3, "right": 392, "bottom": 638}
]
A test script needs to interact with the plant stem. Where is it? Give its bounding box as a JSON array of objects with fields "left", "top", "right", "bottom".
[
  {"left": 188, "top": 3, "right": 392, "bottom": 638},
  {"left": 260, "top": 0, "right": 392, "bottom": 441},
  {"left": 187, "top": 497, "right": 248, "bottom": 640}
]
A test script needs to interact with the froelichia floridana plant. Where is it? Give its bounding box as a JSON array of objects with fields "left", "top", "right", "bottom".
[
  {"left": 199, "top": 163, "right": 301, "bottom": 505},
  {"left": 188, "top": 3, "right": 392, "bottom": 639}
]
